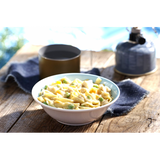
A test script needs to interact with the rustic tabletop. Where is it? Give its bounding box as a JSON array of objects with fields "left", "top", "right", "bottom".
[{"left": 0, "top": 44, "right": 160, "bottom": 133}]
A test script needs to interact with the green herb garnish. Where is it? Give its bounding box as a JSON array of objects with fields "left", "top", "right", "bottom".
[
  {"left": 99, "top": 97, "right": 104, "bottom": 102},
  {"left": 44, "top": 85, "right": 48, "bottom": 89},
  {"left": 93, "top": 84, "right": 99, "bottom": 88},
  {"left": 62, "top": 79, "right": 67, "bottom": 84},
  {"left": 68, "top": 104, "right": 75, "bottom": 109},
  {"left": 43, "top": 102, "right": 48, "bottom": 105},
  {"left": 65, "top": 92, "right": 70, "bottom": 98},
  {"left": 87, "top": 95, "right": 92, "bottom": 99}
]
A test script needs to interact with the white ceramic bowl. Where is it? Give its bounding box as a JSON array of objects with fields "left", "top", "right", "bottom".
[{"left": 32, "top": 73, "right": 120, "bottom": 126}]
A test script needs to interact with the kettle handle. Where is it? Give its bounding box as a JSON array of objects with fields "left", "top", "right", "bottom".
[
  {"left": 126, "top": 27, "right": 159, "bottom": 37},
  {"left": 151, "top": 24, "right": 159, "bottom": 36},
  {"left": 126, "top": 24, "right": 141, "bottom": 32},
  {"left": 126, "top": 27, "right": 130, "bottom": 32}
]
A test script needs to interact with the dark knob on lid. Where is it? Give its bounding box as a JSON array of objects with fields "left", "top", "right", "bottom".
[{"left": 136, "top": 35, "right": 146, "bottom": 44}]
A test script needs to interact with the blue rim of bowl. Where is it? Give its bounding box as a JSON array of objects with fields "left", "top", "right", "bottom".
[{"left": 32, "top": 73, "right": 120, "bottom": 112}]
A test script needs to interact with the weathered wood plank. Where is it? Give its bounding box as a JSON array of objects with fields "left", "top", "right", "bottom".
[
  {"left": 100, "top": 53, "right": 125, "bottom": 81},
  {"left": 2, "top": 44, "right": 160, "bottom": 133},
  {"left": 96, "top": 59, "right": 160, "bottom": 133},
  {"left": 7, "top": 47, "right": 115, "bottom": 132},
  {"left": 80, "top": 51, "right": 92, "bottom": 71},
  {"left": 58, "top": 118, "right": 101, "bottom": 133},
  {"left": 91, "top": 51, "right": 114, "bottom": 69},
  {"left": 9, "top": 101, "right": 64, "bottom": 132},
  {"left": 0, "top": 87, "right": 33, "bottom": 132},
  {"left": 0, "top": 45, "right": 98, "bottom": 132},
  {"left": 0, "top": 45, "right": 41, "bottom": 132}
]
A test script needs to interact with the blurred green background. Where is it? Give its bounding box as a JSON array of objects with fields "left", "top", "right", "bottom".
[{"left": 0, "top": 27, "right": 27, "bottom": 69}]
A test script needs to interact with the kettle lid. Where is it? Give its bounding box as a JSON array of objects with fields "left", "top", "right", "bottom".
[{"left": 129, "top": 27, "right": 146, "bottom": 44}]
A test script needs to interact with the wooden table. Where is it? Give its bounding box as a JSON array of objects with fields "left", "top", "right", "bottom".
[{"left": 0, "top": 44, "right": 160, "bottom": 133}]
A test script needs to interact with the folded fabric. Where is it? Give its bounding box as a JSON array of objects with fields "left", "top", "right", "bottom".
[
  {"left": 0, "top": 57, "right": 100, "bottom": 93},
  {"left": 106, "top": 79, "right": 149, "bottom": 116},
  {"left": 0, "top": 56, "right": 149, "bottom": 116},
  {"left": 0, "top": 57, "right": 40, "bottom": 93}
]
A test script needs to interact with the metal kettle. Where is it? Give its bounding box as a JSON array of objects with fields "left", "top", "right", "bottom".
[{"left": 115, "top": 27, "right": 157, "bottom": 76}]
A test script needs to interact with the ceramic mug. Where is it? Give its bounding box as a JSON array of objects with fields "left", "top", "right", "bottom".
[{"left": 39, "top": 44, "right": 81, "bottom": 79}]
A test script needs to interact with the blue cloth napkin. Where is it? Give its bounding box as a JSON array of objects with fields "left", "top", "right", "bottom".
[
  {"left": 0, "top": 57, "right": 40, "bottom": 93},
  {"left": 106, "top": 80, "right": 149, "bottom": 116},
  {"left": 0, "top": 56, "right": 149, "bottom": 116}
]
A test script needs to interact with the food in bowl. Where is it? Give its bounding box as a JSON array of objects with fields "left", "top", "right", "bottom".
[
  {"left": 32, "top": 73, "right": 120, "bottom": 126},
  {"left": 37, "top": 77, "right": 113, "bottom": 110}
]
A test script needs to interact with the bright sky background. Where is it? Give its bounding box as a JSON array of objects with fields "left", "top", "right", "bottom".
[
  {"left": 0, "top": 24, "right": 160, "bottom": 57},
  {"left": 23, "top": 27, "right": 126, "bottom": 51}
]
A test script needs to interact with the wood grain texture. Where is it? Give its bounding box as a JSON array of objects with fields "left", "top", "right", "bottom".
[
  {"left": 0, "top": 44, "right": 42, "bottom": 132},
  {"left": 7, "top": 49, "right": 115, "bottom": 132},
  {"left": 9, "top": 100, "right": 64, "bottom": 132},
  {"left": 0, "top": 44, "right": 160, "bottom": 133},
  {"left": 0, "top": 87, "right": 33, "bottom": 132},
  {"left": 96, "top": 59, "right": 160, "bottom": 133}
]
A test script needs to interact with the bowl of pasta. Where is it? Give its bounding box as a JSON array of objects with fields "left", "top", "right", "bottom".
[{"left": 32, "top": 73, "right": 120, "bottom": 126}]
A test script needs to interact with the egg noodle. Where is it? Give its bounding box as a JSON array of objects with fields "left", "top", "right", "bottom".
[{"left": 37, "top": 77, "right": 113, "bottom": 110}]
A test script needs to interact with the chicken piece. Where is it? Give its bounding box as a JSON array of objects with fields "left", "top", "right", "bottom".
[
  {"left": 66, "top": 87, "right": 74, "bottom": 93},
  {"left": 102, "top": 99, "right": 109, "bottom": 105},
  {"left": 82, "top": 80, "right": 93, "bottom": 89},
  {"left": 47, "top": 85, "right": 59, "bottom": 94},
  {"left": 72, "top": 94, "right": 85, "bottom": 103},
  {"left": 105, "top": 86, "right": 111, "bottom": 92},
  {"left": 80, "top": 88, "right": 88, "bottom": 93},
  {"left": 99, "top": 84, "right": 106, "bottom": 91},
  {"left": 97, "top": 84, "right": 106, "bottom": 94},
  {"left": 101, "top": 91, "right": 110, "bottom": 99}
]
